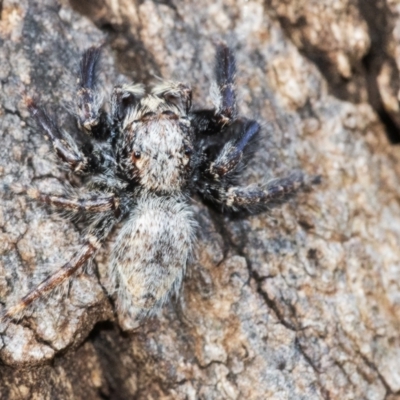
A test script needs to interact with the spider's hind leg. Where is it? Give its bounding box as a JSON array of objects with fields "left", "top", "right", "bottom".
[
  {"left": 1, "top": 213, "right": 119, "bottom": 322},
  {"left": 1, "top": 241, "right": 98, "bottom": 321}
]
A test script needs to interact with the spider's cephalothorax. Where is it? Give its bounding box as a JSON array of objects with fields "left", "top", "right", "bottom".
[
  {"left": 116, "top": 83, "right": 195, "bottom": 192},
  {"left": 2, "top": 43, "right": 318, "bottom": 328}
]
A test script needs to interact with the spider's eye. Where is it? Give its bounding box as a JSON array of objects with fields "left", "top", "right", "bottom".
[
  {"left": 133, "top": 150, "right": 141, "bottom": 160},
  {"left": 162, "top": 110, "right": 176, "bottom": 116},
  {"left": 184, "top": 145, "right": 193, "bottom": 156},
  {"left": 142, "top": 111, "right": 156, "bottom": 119},
  {"left": 165, "top": 94, "right": 178, "bottom": 103}
]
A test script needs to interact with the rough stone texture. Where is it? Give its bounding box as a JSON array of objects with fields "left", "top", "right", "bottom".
[{"left": 1, "top": 0, "right": 400, "bottom": 399}]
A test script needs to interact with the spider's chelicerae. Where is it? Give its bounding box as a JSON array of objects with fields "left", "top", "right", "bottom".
[{"left": 3, "top": 43, "right": 318, "bottom": 327}]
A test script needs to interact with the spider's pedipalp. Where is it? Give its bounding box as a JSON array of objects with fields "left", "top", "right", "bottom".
[
  {"left": 152, "top": 81, "right": 192, "bottom": 113},
  {"left": 76, "top": 45, "right": 112, "bottom": 139},
  {"left": 215, "top": 41, "right": 237, "bottom": 119}
]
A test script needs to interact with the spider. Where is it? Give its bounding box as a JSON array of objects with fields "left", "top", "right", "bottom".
[{"left": 2, "top": 42, "right": 318, "bottom": 328}]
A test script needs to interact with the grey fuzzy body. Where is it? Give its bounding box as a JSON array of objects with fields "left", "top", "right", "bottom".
[
  {"left": 117, "top": 93, "right": 194, "bottom": 192},
  {"left": 111, "top": 195, "right": 195, "bottom": 325}
]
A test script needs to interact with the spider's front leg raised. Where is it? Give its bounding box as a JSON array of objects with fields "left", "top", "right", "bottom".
[
  {"left": 76, "top": 46, "right": 111, "bottom": 139},
  {"left": 26, "top": 48, "right": 116, "bottom": 175},
  {"left": 190, "top": 42, "right": 238, "bottom": 135},
  {"left": 215, "top": 41, "right": 237, "bottom": 121}
]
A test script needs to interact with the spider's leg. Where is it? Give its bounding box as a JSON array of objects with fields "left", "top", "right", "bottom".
[
  {"left": 206, "top": 118, "right": 259, "bottom": 179},
  {"left": 1, "top": 214, "right": 118, "bottom": 321},
  {"left": 27, "top": 99, "right": 101, "bottom": 174},
  {"left": 207, "top": 172, "right": 320, "bottom": 213},
  {"left": 190, "top": 43, "right": 238, "bottom": 135},
  {"left": 215, "top": 41, "right": 237, "bottom": 120},
  {"left": 2, "top": 242, "right": 97, "bottom": 320},
  {"left": 190, "top": 109, "right": 222, "bottom": 136},
  {"left": 23, "top": 188, "right": 120, "bottom": 215},
  {"left": 76, "top": 46, "right": 110, "bottom": 139}
]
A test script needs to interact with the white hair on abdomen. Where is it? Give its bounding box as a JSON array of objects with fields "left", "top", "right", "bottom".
[{"left": 109, "top": 194, "right": 196, "bottom": 327}]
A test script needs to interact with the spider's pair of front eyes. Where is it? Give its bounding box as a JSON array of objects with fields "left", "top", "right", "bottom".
[
  {"left": 141, "top": 110, "right": 179, "bottom": 119},
  {"left": 132, "top": 151, "right": 142, "bottom": 160}
]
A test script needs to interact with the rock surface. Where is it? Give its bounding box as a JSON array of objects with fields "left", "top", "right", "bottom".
[{"left": 1, "top": 0, "right": 400, "bottom": 399}]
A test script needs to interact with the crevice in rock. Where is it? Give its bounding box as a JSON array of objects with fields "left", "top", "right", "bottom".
[
  {"left": 358, "top": 0, "right": 400, "bottom": 144},
  {"left": 274, "top": 13, "right": 363, "bottom": 104},
  {"left": 89, "top": 323, "right": 140, "bottom": 400},
  {"left": 270, "top": 0, "right": 400, "bottom": 144},
  {"left": 253, "top": 274, "right": 298, "bottom": 331},
  {"left": 356, "top": 349, "right": 394, "bottom": 397},
  {"left": 295, "top": 337, "right": 330, "bottom": 400},
  {"left": 69, "top": 0, "right": 161, "bottom": 83}
]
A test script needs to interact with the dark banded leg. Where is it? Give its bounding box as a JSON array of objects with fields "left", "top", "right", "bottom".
[
  {"left": 218, "top": 173, "right": 320, "bottom": 212},
  {"left": 1, "top": 214, "right": 118, "bottom": 322},
  {"left": 215, "top": 41, "right": 237, "bottom": 120},
  {"left": 76, "top": 46, "right": 109, "bottom": 138},
  {"left": 1, "top": 241, "right": 97, "bottom": 320},
  {"left": 207, "top": 118, "right": 260, "bottom": 179},
  {"left": 25, "top": 188, "right": 120, "bottom": 215},
  {"left": 190, "top": 43, "right": 238, "bottom": 135},
  {"left": 27, "top": 98, "right": 98, "bottom": 174}
]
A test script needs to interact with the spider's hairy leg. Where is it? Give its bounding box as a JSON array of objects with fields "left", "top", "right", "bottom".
[
  {"left": 215, "top": 41, "right": 237, "bottom": 120},
  {"left": 76, "top": 46, "right": 109, "bottom": 139},
  {"left": 219, "top": 172, "right": 320, "bottom": 212},
  {"left": 207, "top": 118, "right": 260, "bottom": 178},
  {"left": 26, "top": 98, "right": 98, "bottom": 174},
  {"left": 23, "top": 187, "right": 120, "bottom": 215},
  {"left": 1, "top": 214, "right": 118, "bottom": 321},
  {"left": 190, "top": 43, "right": 238, "bottom": 135},
  {"left": 1, "top": 242, "right": 97, "bottom": 320}
]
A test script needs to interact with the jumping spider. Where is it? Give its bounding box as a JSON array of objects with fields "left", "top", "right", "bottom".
[{"left": 2, "top": 43, "right": 318, "bottom": 328}]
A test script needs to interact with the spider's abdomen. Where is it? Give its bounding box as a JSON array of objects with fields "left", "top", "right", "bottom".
[{"left": 110, "top": 195, "right": 195, "bottom": 327}]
